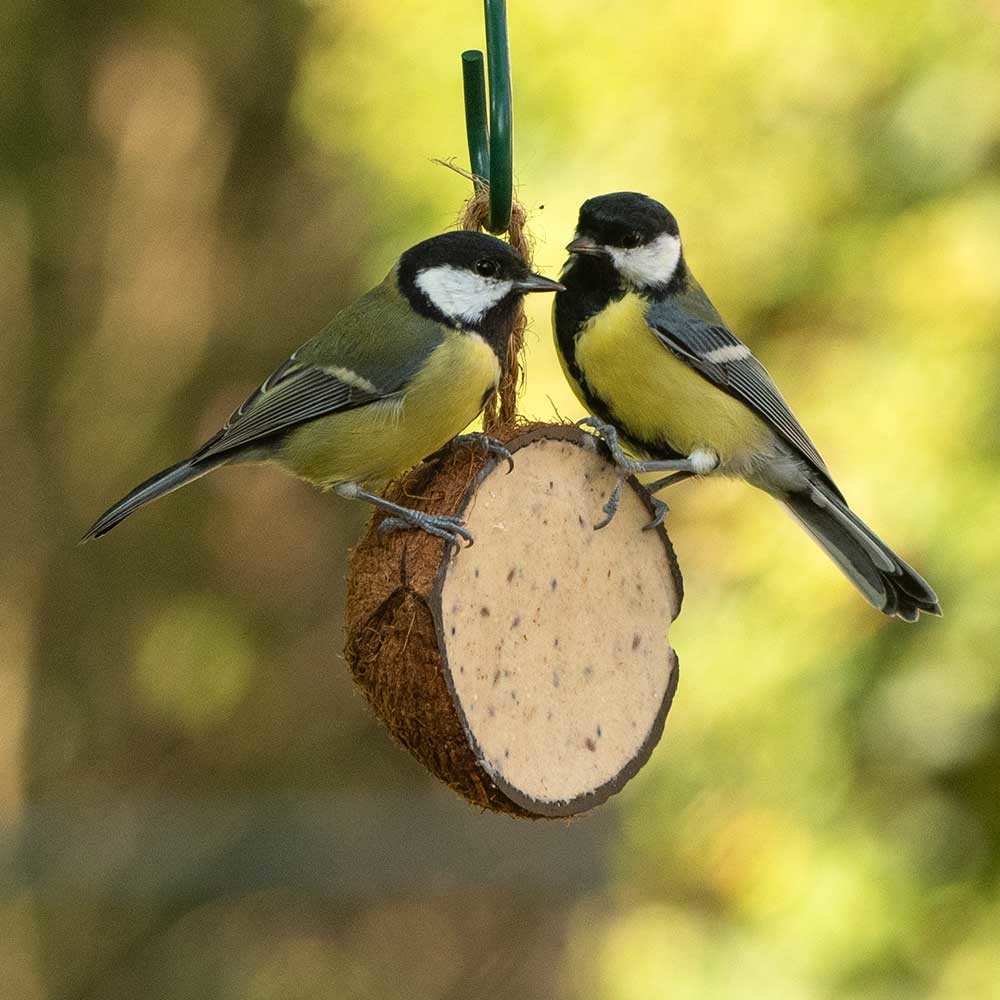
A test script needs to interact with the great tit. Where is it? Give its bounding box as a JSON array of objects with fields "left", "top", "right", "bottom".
[
  {"left": 83, "top": 230, "right": 562, "bottom": 546},
  {"left": 554, "top": 192, "right": 940, "bottom": 622}
]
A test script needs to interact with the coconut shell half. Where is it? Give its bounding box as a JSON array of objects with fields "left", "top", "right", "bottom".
[{"left": 344, "top": 424, "right": 682, "bottom": 818}]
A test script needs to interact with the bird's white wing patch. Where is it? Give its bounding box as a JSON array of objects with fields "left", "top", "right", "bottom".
[
  {"left": 416, "top": 265, "right": 513, "bottom": 324},
  {"left": 702, "top": 343, "right": 751, "bottom": 364},
  {"left": 326, "top": 366, "right": 379, "bottom": 394}
]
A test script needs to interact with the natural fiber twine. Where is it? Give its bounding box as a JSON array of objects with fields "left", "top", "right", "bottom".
[{"left": 453, "top": 170, "right": 535, "bottom": 437}]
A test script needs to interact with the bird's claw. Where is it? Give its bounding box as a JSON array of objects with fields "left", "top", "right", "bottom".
[
  {"left": 427, "top": 433, "right": 513, "bottom": 474},
  {"left": 451, "top": 433, "right": 514, "bottom": 473},
  {"left": 577, "top": 418, "right": 691, "bottom": 530},
  {"left": 643, "top": 497, "right": 670, "bottom": 531},
  {"left": 579, "top": 417, "right": 640, "bottom": 529},
  {"left": 593, "top": 476, "right": 627, "bottom": 531},
  {"left": 595, "top": 482, "right": 670, "bottom": 532},
  {"left": 378, "top": 511, "right": 474, "bottom": 547},
  {"left": 576, "top": 417, "right": 643, "bottom": 476}
]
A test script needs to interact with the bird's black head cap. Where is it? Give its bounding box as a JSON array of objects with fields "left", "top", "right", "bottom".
[
  {"left": 577, "top": 192, "right": 680, "bottom": 248},
  {"left": 398, "top": 230, "right": 531, "bottom": 297}
]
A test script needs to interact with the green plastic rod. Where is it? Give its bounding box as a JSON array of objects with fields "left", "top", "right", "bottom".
[
  {"left": 483, "top": 0, "right": 513, "bottom": 232},
  {"left": 462, "top": 50, "right": 490, "bottom": 185}
]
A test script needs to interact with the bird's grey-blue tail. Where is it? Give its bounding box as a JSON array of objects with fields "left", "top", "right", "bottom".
[
  {"left": 784, "top": 483, "right": 940, "bottom": 622},
  {"left": 80, "top": 454, "right": 230, "bottom": 542}
]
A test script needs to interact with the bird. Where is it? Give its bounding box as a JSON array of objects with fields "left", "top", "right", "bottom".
[
  {"left": 83, "top": 230, "right": 563, "bottom": 546},
  {"left": 553, "top": 191, "right": 940, "bottom": 621}
]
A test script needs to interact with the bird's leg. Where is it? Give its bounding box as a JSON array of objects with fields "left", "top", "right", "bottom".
[
  {"left": 577, "top": 417, "right": 697, "bottom": 476},
  {"left": 641, "top": 472, "right": 695, "bottom": 531},
  {"left": 335, "top": 482, "right": 473, "bottom": 547},
  {"left": 576, "top": 418, "right": 717, "bottom": 529},
  {"left": 424, "top": 433, "right": 514, "bottom": 473},
  {"left": 645, "top": 470, "right": 697, "bottom": 493}
]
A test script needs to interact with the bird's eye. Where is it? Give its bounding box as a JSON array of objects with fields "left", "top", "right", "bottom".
[
  {"left": 476, "top": 258, "right": 500, "bottom": 277},
  {"left": 621, "top": 232, "right": 643, "bottom": 249}
]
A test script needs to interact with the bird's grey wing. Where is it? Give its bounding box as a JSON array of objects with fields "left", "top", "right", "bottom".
[
  {"left": 192, "top": 353, "right": 397, "bottom": 462},
  {"left": 647, "top": 288, "right": 834, "bottom": 482},
  {"left": 192, "top": 276, "right": 450, "bottom": 463}
]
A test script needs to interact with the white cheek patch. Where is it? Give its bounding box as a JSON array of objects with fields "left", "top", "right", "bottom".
[
  {"left": 609, "top": 233, "right": 682, "bottom": 288},
  {"left": 415, "top": 265, "right": 513, "bottom": 325}
]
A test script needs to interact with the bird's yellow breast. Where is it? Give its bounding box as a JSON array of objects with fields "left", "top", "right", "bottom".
[
  {"left": 280, "top": 330, "right": 500, "bottom": 487},
  {"left": 575, "top": 293, "right": 771, "bottom": 461}
]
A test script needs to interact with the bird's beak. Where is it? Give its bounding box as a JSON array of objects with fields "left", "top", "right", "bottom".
[
  {"left": 514, "top": 272, "right": 565, "bottom": 293},
  {"left": 565, "top": 236, "right": 607, "bottom": 257}
]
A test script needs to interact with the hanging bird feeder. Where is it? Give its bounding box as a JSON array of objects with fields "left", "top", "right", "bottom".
[{"left": 343, "top": 1, "right": 682, "bottom": 818}]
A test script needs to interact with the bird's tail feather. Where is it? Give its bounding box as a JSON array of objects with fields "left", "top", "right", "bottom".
[
  {"left": 783, "top": 484, "right": 940, "bottom": 622},
  {"left": 80, "top": 454, "right": 229, "bottom": 542}
]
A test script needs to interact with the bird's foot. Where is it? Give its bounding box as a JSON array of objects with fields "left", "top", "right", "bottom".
[
  {"left": 594, "top": 480, "right": 670, "bottom": 531},
  {"left": 592, "top": 475, "right": 624, "bottom": 530},
  {"left": 643, "top": 497, "right": 670, "bottom": 531},
  {"left": 578, "top": 418, "right": 657, "bottom": 529},
  {"left": 425, "top": 433, "right": 514, "bottom": 473},
  {"left": 640, "top": 470, "right": 697, "bottom": 530},
  {"left": 337, "top": 481, "right": 475, "bottom": 547},
  {"left": 450, "top": 433, "right": 514, "bottom": 473},
  {"left": 377, "top": 510, "right": 473, "bottom": 547},
  {"left": 577, "top": 418, "right": 708, "bottom": 529},
  {"left": 577, "top": 417, "right": 644, "bottom": 477}
]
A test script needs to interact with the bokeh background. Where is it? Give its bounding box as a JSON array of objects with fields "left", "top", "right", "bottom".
[{"left": 3, "top": 1, "right": 999, "bottom": 997}]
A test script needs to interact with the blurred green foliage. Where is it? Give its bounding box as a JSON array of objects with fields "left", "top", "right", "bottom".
[{"left": 2, "top": 1, "right": 999, "bottom": 998}]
